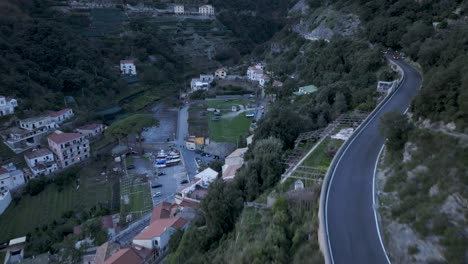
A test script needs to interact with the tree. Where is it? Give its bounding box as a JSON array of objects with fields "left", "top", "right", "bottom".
[
  {"left": 332, "top": 92, "right": 347, "bottom": 118},
  {"left": 251, "top": 137, "right": 284, "bottom": 189},
  {"left": 105, "top": 114, "right": 159, "bottom": 153},
  {"left": 209, "top": 160, "right": 224, "bottom": 172},
  {"left": 379, "top": 111, "right": 413, "bottom": 153},
  {"left": 127, "top": 114, "right": 159, "bottom": 153}
]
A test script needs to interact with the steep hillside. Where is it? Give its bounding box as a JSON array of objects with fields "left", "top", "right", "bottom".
[{"left": 168, "top": 0, "right": 468, "bottom": 263}]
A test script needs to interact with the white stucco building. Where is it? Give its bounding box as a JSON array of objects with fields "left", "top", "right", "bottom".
[
  {"left": 199, "top": 5, "right": 214, "bottom": 16},
  {"left": 120, "top": 60, "right": 137, "bottom": 75},
  {"left": 0, "top": 164, "right": 25, "bottom": 191},
  {"left": 24, "top": 148, "right": 58, "bottom": 176},
  {"left": 174, "top": 4, "right": 184, "bottom": 14},
  {"left": 0, "top": 96, "right": 18, "bottom": 116},
  {"left": 133, "top": 217, "right": 188, "bottom": 253},
  {"left": 76, "top": 123, "right": 105, "bottom": 138},
  {"left": 48, "top": 108, "right": 74, "bottom": 124},
  {"left": 194, "top": 168, "right": 218, "bottom": 187},
  {"left": 19, "top": 116, "right": 56, "bottom": 131},
  {"left": 247, "top": 64, "right": 265, "bottom": 81}
]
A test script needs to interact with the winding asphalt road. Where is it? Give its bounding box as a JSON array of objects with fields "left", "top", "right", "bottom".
[{"left": 325, "top": 59, "right": 422, "bottom": 263}]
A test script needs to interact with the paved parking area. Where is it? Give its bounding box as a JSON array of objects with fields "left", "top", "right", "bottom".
[{"left": 150, "top": 164, "right": 187, "bottom": 205}]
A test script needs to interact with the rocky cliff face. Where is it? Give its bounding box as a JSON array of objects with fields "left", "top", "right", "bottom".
[{"left": 292, "top": 7, "right": 361, "bottom": 42}]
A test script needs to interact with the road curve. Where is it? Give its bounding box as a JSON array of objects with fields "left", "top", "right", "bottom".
[{"left": 325, "top": 59, "right": 422, "bottom": 263}]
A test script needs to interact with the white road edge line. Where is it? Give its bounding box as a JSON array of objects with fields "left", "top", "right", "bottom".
[
  {"left": 325, "top": 60, "right": 407, "bottom": 264},
  {"left": 372, "top": 107, "right": 409, "bottom": 264},
  {"left": 373, "top": 144, "right": 391, "bottom": 264}
]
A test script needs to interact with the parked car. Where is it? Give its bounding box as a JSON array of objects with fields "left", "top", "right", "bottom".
[
  {"left": 153, "top": 192, "right": 162, "bottom": 197},
  {"left": 180, "top": 179, "right": 189, "bottom": 184},
  {"left": 152, "top": 183, "right": 163, "bottom": 188},
  {"left": 126, "top": 165, "right": 135, "bottom": 170}
]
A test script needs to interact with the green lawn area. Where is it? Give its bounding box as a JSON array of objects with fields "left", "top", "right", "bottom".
[
  {"left": 280, "top": 137, "right": 344, "bottom": 190},
  {"left": 206, "top": 99, "right": 249, "bottom": 110},
  {"left": 188, "top": 99, "right": 254, "bottom": 142},
  {"left": 302, "top": 137, "right": 344, "bottom": 169},
  {"left": 209, "top": 114, "right": 252, "bottom": 143},
  {"left": 0, "top": 163, "right": 115, "bottom": 242}
]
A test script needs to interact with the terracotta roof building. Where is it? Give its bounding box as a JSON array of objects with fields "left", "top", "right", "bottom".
[
  {"left": 47, "top": 130, "right": 90, "bottom": 168},
  {"left": 76, "top": 123, "right": 105, "bottom": 138},
  {"left": 103, "top": 247, "right": 142, "bottom": 264},
  {"left": 133, "top": 217, "right": 188, "bottom": 252}
]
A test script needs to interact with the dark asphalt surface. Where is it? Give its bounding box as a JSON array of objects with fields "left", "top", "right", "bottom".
[{"left": 325, "top": 59, "right": 422, "bottom": 264}]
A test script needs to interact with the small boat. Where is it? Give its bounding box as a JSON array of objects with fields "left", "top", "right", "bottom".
[{"left": 156, "top": 150, "right": 167, "bottom": 158}]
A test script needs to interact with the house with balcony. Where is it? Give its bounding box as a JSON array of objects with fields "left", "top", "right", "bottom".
[
  {"left": 0, "top": 96, "right": 18, "bottom": 116},
  {"left": 48, "top": 108, "right": 74, "bottom": 124},
  {"left": 120, "top": 60, "right": 137, "bottom": 75},
  {"left": 0, "top": 163, "right": 25, "bottom": 192},
  {"left": 19, "top": 115, "right": 56, "bottom": 131},
  {"left": 47, "top": 130, "right": 90, "bottom": 168},
  {"left": 2, "top": 115, "right": 58, "bottom": 153},
  {"left": 24, "top": 148, "right": 58, "bottom": 176}
]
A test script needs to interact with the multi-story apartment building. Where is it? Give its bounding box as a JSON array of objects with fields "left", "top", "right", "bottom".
[{"left": 47, "top": 131, "right": 90, "bottom": 168}]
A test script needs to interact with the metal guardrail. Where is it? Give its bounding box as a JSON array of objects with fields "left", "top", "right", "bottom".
[{"left": 318, "top": 59, "right": 405, "bottom": 264}]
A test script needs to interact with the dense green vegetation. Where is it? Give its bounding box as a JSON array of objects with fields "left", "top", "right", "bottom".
[
  {"left": 380, "top": 113, "right": 468, "bottom": 263},
  {"left": 339, "top": 0, "right": 468, "bottom": 129},
  {"left": 0, "top": 0, "right": 183, "bottom": 115},
  {"left": 212, "top": 0, "right": 294, "bottom": 52}
]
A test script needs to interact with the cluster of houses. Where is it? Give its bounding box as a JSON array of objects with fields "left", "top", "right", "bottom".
[
  {"left": 174, "top": 4, "right": 215, "bottom": 16},
  {"left": 190, "top": 67, "right": 227, "bottom": 91},
  {"left": 247, "top": 63, "right": 270, "bottom": 87},
  {"left": 0, "top": 97, "right": 108, "bottom": 215},
  {"left": 76, "top": 199, "right": 197, "bottom": 264},
  {"left": 2, "top": 108, "right": 74, "bottom": 154}
]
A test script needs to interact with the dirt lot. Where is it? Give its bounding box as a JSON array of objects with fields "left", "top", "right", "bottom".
[{"left": 142, "top": 102, "right": 178, "bottom": 143}]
